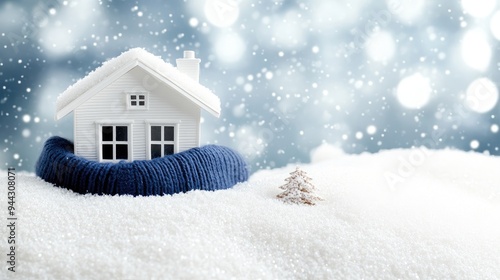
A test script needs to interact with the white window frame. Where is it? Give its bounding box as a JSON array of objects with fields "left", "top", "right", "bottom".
[
  {"left": 95, "top": 121, "right": 134, "bottom": 162},
  {"left": 146, "top": 120, "right": 180, "bottom": 160},
  {"left": 126, "top": 92, "right": 149, "bottom": 110}
]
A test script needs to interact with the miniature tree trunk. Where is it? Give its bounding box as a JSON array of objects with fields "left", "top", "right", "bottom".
[{"left": 277, "top": 167, "right": 322, "bottom": 205}]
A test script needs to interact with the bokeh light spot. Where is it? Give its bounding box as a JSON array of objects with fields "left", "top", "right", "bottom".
[
  {"left": 365, "top": 31, "right": 396, "bottom": 62},
  {"left": 465, "top": 78, "right": 498, "bottom": 113},
  {"left": 461, "top": 28, "right": 492, "bottom": 71},
  {"left": 396, "top": 73, "right": 432, "bottom": 109},
  {"left": 462, "top": 0, "right": 496, "bottom": 18},
  {"left": 214, "top": 32, "right": 246, "bottom": 64},
  {"left": 204, "top": 0, "right": 239, "bottom": 27}
]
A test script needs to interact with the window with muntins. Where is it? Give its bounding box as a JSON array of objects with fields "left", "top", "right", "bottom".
[
  {"left": 101, "top": 125, "right": 129, "bottom": 161},
  {"left": 150, "top": 125, "right": 175, "bottom": 159},
  {"left": 128, "top": 93, "right": 147, "bottom": 109}
]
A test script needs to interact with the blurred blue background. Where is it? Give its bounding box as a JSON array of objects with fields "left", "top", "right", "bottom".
[{"left": 1, "top": 0, "right": 500, "bottom": 172}]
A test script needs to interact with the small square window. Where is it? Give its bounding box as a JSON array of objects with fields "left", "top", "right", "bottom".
[
  {"left": 149, "top": 124, "right": 176, "bottom": 159},
  {"left": 100, "top": 124, "right": 131, "bottom": 161},
  {"left": 128, "top": 93, "right": 148, "bottom": 109}
]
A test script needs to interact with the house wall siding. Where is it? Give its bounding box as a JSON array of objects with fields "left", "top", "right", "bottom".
[{"left": 74, "top": 66, "right": 201, "bottom": 161}]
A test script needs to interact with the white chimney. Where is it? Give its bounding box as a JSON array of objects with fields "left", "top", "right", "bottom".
[{"left": 176, "top": 50, "right": 201, "bottom": 82}]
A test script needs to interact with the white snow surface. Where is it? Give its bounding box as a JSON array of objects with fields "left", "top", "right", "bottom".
[
  {"left": 56, "top": 48, "right": 221, "bottom": 118},
  {"left": 1, "top": 149, "right": 500, "bottom": 279}
]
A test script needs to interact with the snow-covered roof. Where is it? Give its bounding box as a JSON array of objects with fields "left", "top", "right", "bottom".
[{"left": 55, "top": 48, "right": 221, "bottom": 120}]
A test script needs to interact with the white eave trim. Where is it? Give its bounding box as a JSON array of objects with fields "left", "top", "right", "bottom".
[
  {"left": 55, "top": 60, "right": 140, "bottom": 120},
  {"left": 137, "top": 61, "right": 221, "bottom": 118}
]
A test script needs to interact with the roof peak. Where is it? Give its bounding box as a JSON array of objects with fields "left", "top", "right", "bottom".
[{"left": 55, "top": 48, "right": 220, "bottom": 120}]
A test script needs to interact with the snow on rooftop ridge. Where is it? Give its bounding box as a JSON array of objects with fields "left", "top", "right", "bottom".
[{"left": 56, "top": 48, "right": 220, "bottom": 116}]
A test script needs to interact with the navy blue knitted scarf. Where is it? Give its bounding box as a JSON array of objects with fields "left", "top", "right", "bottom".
[{"left": 36, "top": 136, "right": 248, "bottom": 196}]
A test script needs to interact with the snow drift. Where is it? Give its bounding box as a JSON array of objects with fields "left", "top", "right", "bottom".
[
  {"left": 2, "top": 148, "right": 499, "bottom": 279},
  {"left": 35, "top": 136, "right": 248, "bottom": 195}
]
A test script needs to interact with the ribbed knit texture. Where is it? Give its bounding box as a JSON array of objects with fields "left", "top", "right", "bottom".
[{"left": 35, "top": 136, "right": 249, "bottom": 196}]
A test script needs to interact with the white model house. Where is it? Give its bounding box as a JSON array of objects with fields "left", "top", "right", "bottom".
[{"left": 55, "top": 48, "right": 221, "bottom": 162}]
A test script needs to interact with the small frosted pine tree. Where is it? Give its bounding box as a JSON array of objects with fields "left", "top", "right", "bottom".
[{"left": 277, "top": 167, "right": 322, "bottom": 205}]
